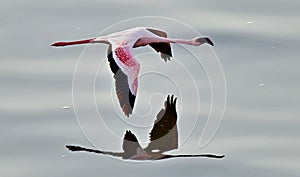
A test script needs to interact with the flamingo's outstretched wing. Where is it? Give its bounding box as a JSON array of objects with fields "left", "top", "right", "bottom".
[
  {"left": 107, "top": 45, "right": 140, "bottom": 117},
  {"left": 146, "top": 95, "right": 178, "bottom": 153},
  {"left": 146, "top": 28, "right": 173, "bottom": 62},
  {"left": 122, "top": 130, "right": 143, "bottom": 159}
]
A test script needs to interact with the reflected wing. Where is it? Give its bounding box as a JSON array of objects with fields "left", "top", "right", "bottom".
[
  {"left": 107, "top": 45, "right": 140, "bottom": 117},
  {"left": 146, "top": 95, "right": 178, "bottom": 153},
  {"left": 122, "top": 130, "right": 142, "bottom": 159},
  {"left": 146, "top": 28, "right": 173, "bottom": 62}
]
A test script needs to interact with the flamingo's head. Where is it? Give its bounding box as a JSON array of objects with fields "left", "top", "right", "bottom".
[{"left": 193, "top": 37, "right": 214, "bottom": 46}]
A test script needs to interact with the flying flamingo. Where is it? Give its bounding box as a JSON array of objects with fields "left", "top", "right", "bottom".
[
  {"left": 51, "top": 27, "right": 214, "bottom": 117},
  {"left": 66, "top": 95, "right": 224, "bottom": 160}
]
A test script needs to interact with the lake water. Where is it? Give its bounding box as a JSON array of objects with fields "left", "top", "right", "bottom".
[{"left": 1, "top": 0, "right": 299, "bottom": 176}]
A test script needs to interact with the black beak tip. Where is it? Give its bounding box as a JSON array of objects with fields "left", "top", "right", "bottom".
[{"left": 205, "top": 37, "right": 214, "bottom": 46}]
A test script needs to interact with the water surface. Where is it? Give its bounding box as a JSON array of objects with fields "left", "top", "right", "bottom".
[{"left": 1, "top": 0, "right": 299, "bottom": 176}]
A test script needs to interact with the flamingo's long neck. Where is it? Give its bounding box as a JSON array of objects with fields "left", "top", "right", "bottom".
[
  {"left": 170, "top": 39, "right": 195, "bottom": 45},
  {"left": 152, "top": 37, "right": 197, "bottom": 46},
  {"left": 136, "top": 37, "right": 196, "bottom": 46}
]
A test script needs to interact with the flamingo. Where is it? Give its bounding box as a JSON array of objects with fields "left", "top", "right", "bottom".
[
  {"left": 51, "top": 27, "right": 214, "bottom": 117},
  {"left": 66, "top": 95, "right": 224, "bottom": 161}
]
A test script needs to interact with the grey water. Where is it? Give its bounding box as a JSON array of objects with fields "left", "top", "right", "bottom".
[{"left": 1, "top": 0, "right": 300, "bottom": 176}]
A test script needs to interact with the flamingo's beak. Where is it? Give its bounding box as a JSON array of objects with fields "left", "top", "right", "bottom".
[
  {"left": 203, "top": 37, "right": 214, "bottom": 46},
  {"left": 195, "top": 37, "right": 214, "bottom": 46}
]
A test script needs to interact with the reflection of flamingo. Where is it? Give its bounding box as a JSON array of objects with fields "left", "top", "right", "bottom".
[
  {"left": 51, "top": 27, "right": 214, "bottom": 117},
  {"left": 66, "top": 95, "right": 224, "bottom": 161}
]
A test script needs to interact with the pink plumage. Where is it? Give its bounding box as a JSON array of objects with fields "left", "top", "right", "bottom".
[{"left": 51, "top": 27, "right": 214, "bottom": 117}]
